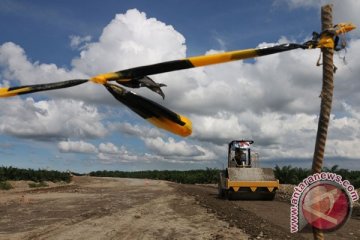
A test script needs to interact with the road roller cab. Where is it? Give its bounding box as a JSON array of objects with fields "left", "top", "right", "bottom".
[{"left": 229, "top": 140, "right": 254, "bottom": 168}]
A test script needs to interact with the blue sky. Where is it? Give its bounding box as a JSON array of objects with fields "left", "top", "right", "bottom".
[{"left": 1, "top": 0, "right": 360, "bottom": 173}]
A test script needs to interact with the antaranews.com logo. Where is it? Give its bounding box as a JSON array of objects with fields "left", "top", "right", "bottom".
[{"left": 290, "top": 172, "right": 359, "bottom": 233}]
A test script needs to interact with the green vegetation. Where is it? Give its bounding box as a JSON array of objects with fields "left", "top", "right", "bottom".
[
  {"left": 274, "top": 165, "right": 311, "bottom": 185},
  {"left": 1, "top": 165, "right": 358, "bottom": 188},
  {"left": 274, "top": 165, "right": 360, "bottom": 188},
  {"left": 91, "top": 165, "right": 359, "bottom": 188},
  {"left": 0, "top": 181, "right": 13, "bottom": 190},
  {"left": 0, "top": 166, "right": 71, "bottom": 183},
  {"left": 28, "top": 181, "right": 49, "bottom": 188},
  {"left": 90, "top": 168, "right": 219, "bottom": 184}
]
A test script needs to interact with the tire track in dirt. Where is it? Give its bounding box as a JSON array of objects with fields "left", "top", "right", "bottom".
[{"left": 174, "top": 184, "right": 360, "bottom": 240}]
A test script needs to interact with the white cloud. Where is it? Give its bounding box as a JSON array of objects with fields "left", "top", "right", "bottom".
[
  {"left": 98, "top": 142, "right": 120, "bottom": 154},
  {"left": 190, "top": 104, "right": 360, "bottom": 161},
  {"left": 94, "top": 134, "right": 219, "bottom": 163},
  {"left": 0, "top": 97, "right": 107, "bottom": 140},
  {"left": 0, "top": 41, "right": 113, "bottom": 104},
  {"left": 96, "top": 142, "right": 165, "bottom": 164},
  {"left": 191, "top": 113, "right": 248, "bottom": 144},
  {"left": 326, "top": 103, "right": 360, "bottom": 158},
  {"left": 69, "top": 35, "right": 92, "bottom": 50},
  {"left": 142, "top": 136, "right": 218, "bottom": 162},
  {"left": 71, "top": 9, "right": 186, "bottom": 76},
  {"left": 97, "top": 144, "right": 132, "bottom": 163},
  {"left": 58, "top": 140, "right": 97, "bottom": 154},
  {"left": 58, "top": 140, "right": 153, "bottom": 164},
  {"left": 326, "top": 139, "right": 360, "bottom": 159},
  {"left": 0, "top": 42, "right": 85, "bottom": 85},
  {"left": 190, "top": 110, "right": 318, "bottom": 159},
  {"left": 97, "top": 151, "right": 163, "bottom": 164},
  {"left": 109, "top": 122, "right": 165, "bottom": 138},
  {"left": 162, "top": 44, "right": 323, "bottom": 117},
  {"left": 96, "top": 140, "right": 216, "bottom": 164}
]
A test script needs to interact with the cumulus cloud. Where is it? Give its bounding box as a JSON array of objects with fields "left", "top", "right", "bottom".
[
  {"left": 106, "top": 122, "right": 219, "bottom": 162},
  {"left": 144, "top": 137, "right": 204, "bottom": 157},
  {"left": 0, "top": 42, "right": 85, "bottom": 85},
  {"left": 96, "top": 144, "right": 134, "bottom": 163},
  {"left": 0, "top": 97, "right": 107, "bottom": 140},
  {"left": 69, "top": 35, "right": 92, "bottom": 50},
  {"left": 98, "top": 142, "right": 120, "bottom": 154},
  {"left": 74, "top": 136, "right": 219, "bottom": 164},
  {"left": 58, "top": 140, "right": 97, "bottom": 154},
  {"left": 0, "top": 41, "right": 108, "bottom": 104},
  {"left": 96, "top": 141, "right": 165, "bottom": 164},
  {"left": 71, "top": 9, "right": 186, "bottom": 76},
  {"left": 57, "top": 140, "right": 155, "bottom": 164},
  {"left": 142, "top": 136, "right": 217, "bottom": 161},
  {"left": 191, "top": 113, "right": 249, "bottom": 144},
  {"left": 326, "top": 103, "right": 360, "bottom": 158},
  {"left": 190, "top": 103, "right": 360, "bottom": 161},
  {"left": 190, "top": 110, "right": 318, "bottom": 158},
  {"left": 167, "top": 44, "right": 323, "bottom": 116},
  {"left": 97, "top": 151, "right": 163, "bottom": 164},
  {"left": 109, "top": 122, "right": 165, "bottom": 138}
]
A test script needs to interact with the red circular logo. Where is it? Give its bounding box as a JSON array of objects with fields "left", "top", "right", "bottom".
[{"left": 301, "top": 182, "right": 351, "bottom": 231}]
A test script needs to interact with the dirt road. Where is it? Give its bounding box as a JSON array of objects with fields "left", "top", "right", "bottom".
[
  {"left": 0, "top": 177, "right": 248, "bottom": 240},
  {"left": 0, "top": 177, "right": 359, "bottom": 240}
]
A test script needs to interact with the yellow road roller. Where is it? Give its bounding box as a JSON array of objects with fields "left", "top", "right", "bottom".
[{"left": 218, "top": 140, "right": 279, "bottom": 200}]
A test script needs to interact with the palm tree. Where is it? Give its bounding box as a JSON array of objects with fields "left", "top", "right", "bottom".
[{"left": 274, "top": 165, "right": 297, "bottom": 184}]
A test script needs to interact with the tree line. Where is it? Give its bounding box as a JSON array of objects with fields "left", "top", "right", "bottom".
[
  {"left": 1, "top": 165, "right": 359, "bottom": 188},
  {"left": 90, "top": 165, "right": 360, "bottom": 188},
  {"left": 274, "top": 165, "right": 360, "bottom": 188},
  {"left": 0, "top": 166, "right": 71, "bottom": 183},
  {"left": 90, "top": 165, "right": 359, "bottom": 188},
  {"left": 90, "top": 168, "right": 219, "bottom": 184}
]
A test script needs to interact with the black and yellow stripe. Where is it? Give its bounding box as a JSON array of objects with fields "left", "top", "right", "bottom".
[
  {"left": 104, "top": 83, "right": 192, "bottom": 137},
  {"left": 0, "top": 79, "right": 88, "bottom": 98},
  {"left": 0, "top": 22, "right": 355, "bottom": 137},
  {"left": 110, "top": 43, "right": 304, "bottom": 81}
]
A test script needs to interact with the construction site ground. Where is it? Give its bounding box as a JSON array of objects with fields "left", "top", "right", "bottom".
[{"left": 0, "top": 176, "right": 359, "bottom": 240}]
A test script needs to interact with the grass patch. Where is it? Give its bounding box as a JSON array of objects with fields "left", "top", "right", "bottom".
[
  {"left": 28, "top": 181, "right": 49, "bottom": 188},
  {"left": 0, "top": 181, "right": 13, "bottom": 190}
]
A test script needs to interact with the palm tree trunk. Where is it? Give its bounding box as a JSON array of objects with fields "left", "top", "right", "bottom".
[{"left": 312, "top": 4, "right": 334, "bottom": 240}]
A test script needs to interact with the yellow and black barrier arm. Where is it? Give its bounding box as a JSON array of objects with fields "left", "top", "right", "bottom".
[
  {"left": 104, "top": 83, "right": 192, "bottom": 137},
  {"left": 0, "top": 22, "right": 355, "bottom": 137}
]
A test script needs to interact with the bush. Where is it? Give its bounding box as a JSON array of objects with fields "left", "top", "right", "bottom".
[{"left": 0, "top": 181, "right": 13, "bottom": 190}]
